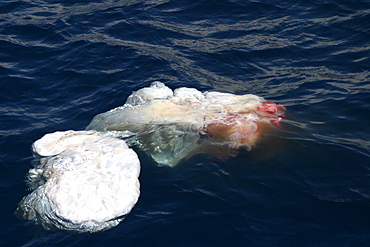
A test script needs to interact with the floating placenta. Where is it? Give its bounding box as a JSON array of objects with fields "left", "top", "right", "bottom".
[
  {"left": 87, "top": 81, "right": 286, "bottom": 166},
  {"left": 16, "top": 82, "right": 285, "bottom": 233}
]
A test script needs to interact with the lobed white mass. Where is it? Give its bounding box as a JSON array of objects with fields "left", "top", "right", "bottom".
[{"left": 16, "top": 130, "right": 140, "bottom": 233}]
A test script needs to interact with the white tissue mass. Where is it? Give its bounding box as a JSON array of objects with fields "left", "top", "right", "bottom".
[
  {"left": 15, "top": 130, "right": 140, "bottom": 233},
  {"left": 16, "top": 82, "right": 286, "bottom": 233},
  {"left": 87, "top": 81, "right": 286, "bottom": 166}
]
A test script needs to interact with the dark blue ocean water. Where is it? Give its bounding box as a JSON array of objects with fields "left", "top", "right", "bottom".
[{"left": 1, "top": 0, "right": 370, "bottom": 246}]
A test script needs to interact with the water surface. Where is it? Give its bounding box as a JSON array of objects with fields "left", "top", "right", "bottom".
[{"left": 1, "top": 0, "right": 370, "bottom": 246}]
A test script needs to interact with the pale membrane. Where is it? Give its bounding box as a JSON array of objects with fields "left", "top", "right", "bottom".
[{"left": 87, "top": 82, "right": 285, "bottom": 166}]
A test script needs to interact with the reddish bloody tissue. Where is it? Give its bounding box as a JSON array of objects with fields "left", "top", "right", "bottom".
[{"left": 258, "top": 102, "right": 286, "bottom": 114}]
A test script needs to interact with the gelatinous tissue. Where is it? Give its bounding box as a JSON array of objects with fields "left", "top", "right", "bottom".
[
  {"left": 16, "top": 82, "right": 285, "bottom": 233},
  {"left": 86, "top": 81, "right": 286, "bottom": 166}
]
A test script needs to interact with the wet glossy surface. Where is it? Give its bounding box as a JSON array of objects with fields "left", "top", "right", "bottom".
[{"left": 1, "top": 0, "right": 369, "bottom": 246}]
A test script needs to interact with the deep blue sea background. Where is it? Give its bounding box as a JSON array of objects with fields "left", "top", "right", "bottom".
[{"left": 1, "top": 0, "right": 370, "bottom": 246}]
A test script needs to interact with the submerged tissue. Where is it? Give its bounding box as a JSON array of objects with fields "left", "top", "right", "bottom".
[
  {"left": 15, "top": 130, "right": 140, "bottom": 233},
  {"left": 87, "top": 81, "right": 286, "bottom": 166}
]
